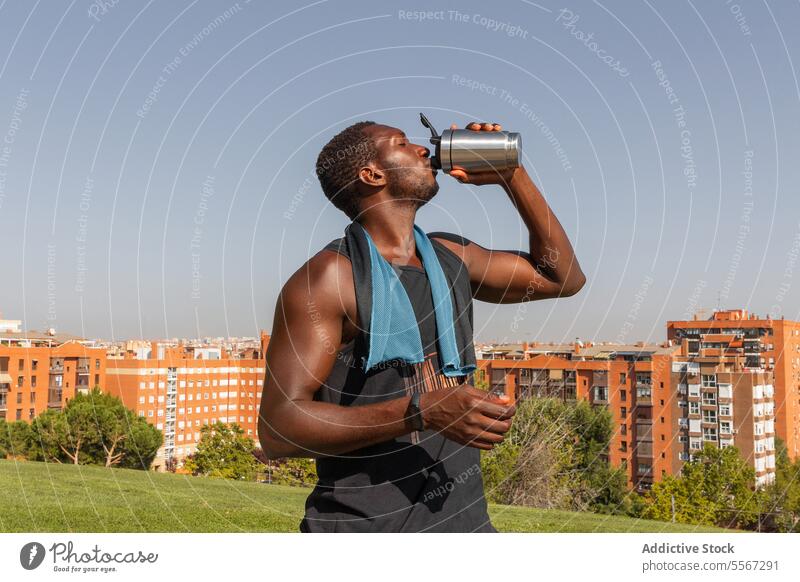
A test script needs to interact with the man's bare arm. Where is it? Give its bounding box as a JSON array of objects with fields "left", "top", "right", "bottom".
[
  {"left": 436, "top": 123, "right": 586, "bottom": 304},
  {"left": 258, "top": 252, "right": 516, "bottom": 460},
  {"left": 257, "top": 254, "right": 416, "bottom": 459}
]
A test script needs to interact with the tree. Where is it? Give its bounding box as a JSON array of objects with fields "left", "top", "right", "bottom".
[
  {"left": 481, "top": 397, "right": 630, "bottom": 514},
  {"left": 57, "top": 396, "right": 101, "bottom": 464},
  {"left": 117, "top": 417, "right": 162, "bottom": 470},
  {"left": 642, "top": 443, "right": 762, "bottom": 529},
  {"left": 761, "top": 438, "right": 800, "bottom": 531},
  {"left": 266, "top": 458, "right": 318, "bottom": 487},
  {"left": 183, "top": 422, "right": 260, "bottom": 480},
  {"left": 25, "top": 388, "right": 162, "bottom": 469},
  {"left": 1, "top": 419, "right": 35, "bottom": 459},
  {"left": 28, "top": 411, "right": 65, "bottom": 462}
]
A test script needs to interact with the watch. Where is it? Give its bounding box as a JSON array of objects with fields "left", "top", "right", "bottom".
[{"left": 405, "top": 392, "right": 425, "bottom": 431}]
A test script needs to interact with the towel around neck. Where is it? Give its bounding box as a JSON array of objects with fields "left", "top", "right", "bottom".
[{"left": 345, "top": 221, "right": 476, "bottom": 378}]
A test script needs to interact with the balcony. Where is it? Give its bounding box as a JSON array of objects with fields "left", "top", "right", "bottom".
[
  {"left": 635, "top": 441, "right": 653, "bottom": 457},
  {"left": 592, "top": 386, "right": 608, "bottom": 404},
  {"left": 49, "top": 363, "right": 64, "bottom": 373}
]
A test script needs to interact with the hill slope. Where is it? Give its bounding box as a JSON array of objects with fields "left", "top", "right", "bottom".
[{"left": 0, "top": 459, "right": 730, "bottom": 533}]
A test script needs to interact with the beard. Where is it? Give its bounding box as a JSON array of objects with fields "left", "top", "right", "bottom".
[{"left": 384, "top": 162, "right": 439, "bottom": 209}]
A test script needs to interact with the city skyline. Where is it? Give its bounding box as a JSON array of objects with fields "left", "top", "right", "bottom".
[{"left": 0, "top": 1, "right": 798, "bottom": 344}]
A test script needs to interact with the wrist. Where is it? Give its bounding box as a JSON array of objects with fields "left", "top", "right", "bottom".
[{"left": 404, "top": 393, "right": 425, "bottom": 432}]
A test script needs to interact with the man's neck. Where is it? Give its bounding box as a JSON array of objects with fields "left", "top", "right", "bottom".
[{"left": 357, "top": 204, "right": 421, "bottom": 267}]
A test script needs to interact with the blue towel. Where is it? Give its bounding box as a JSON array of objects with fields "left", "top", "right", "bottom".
[{"left": 360, "top": 224, "right": 476, "bottom": 377}]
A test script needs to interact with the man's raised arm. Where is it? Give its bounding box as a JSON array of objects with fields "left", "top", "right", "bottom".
[{"left": 433, "top": 121, "right": 587, "bottom": 304}]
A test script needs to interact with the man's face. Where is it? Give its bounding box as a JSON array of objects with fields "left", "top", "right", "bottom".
[{"left": 364, "top": 124, "right": 439, "bottom": 207}]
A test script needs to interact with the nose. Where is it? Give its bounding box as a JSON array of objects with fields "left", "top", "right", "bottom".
[{"left": 415, "top": 144, "right": 431, "bottom": 159}]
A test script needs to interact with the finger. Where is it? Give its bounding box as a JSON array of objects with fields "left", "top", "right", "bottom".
[
  {"left": 475, "top": 398, "right": 516, "bottom": 420},
  {"left": 493, "top": 123, "right": 502, "bottom": 131},
  {"left": 449, "top": 170, "right": 468, "bottom": 182},
  {"left": 450, "top": 123, "right": 458, "bottom": 129},
  {"left": 482, "top": 122, "right": 493, "bottom": 131},
  {"left": 475, "top": 416, "right": 512, "bottom": 435},
  {"left": 466, "top": 122, "right": 481, "bottom": 130},
  {"left": 468, "top": 430, "right": 505, "bottom": 444}
]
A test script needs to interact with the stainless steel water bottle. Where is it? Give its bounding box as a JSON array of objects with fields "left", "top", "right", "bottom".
[{"left": 419, "top": 112, "right": 522, "bottom": 173}]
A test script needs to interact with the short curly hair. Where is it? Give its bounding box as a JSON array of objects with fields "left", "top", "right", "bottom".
[{"left": 315, "top": 121, "right": 379, "bottom": 219}]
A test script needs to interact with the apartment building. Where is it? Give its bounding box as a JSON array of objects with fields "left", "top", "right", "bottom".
[
  {"left": 105, "top": 332, "right": 268, "bottom": 472},
  {"left": 482, "top": 316, "right": 780, "bottom": 491},
  {"left": 667, "top": 309, "right": 800, "bottom": 460},
  {"left": 481, "top": 342, "right": 678, "bottom": 492},
  {"left": 671, "top": 353, "right": 776, "bottom": 488},
  {"left": 0, "top": 322, "right": 106, "bottom": 423}
]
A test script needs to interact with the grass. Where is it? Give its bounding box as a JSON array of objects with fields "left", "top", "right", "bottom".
[{"left": 0, "top": 458, "right": 731, "bottom": 533}]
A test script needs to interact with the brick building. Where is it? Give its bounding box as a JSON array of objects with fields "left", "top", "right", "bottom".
[
  {"left": 105, "top": 332, "right": 268, "bottom": 471},
  {"left": 667, "top": 308, "right": 800, "bottom": 460},
  {"left": 0, "top": 323, "right": 106, "bottom": 423}
]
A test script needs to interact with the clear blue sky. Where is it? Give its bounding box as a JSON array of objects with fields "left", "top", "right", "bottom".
[{"left": 0, "top": 0, "right": 798, "bottom": 344}]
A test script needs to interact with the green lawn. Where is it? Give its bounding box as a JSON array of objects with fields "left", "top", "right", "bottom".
[{"left": 0, "top": 459, "right": 729, "bottom": 533}]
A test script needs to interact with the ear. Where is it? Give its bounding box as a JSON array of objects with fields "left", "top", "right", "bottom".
[{"left": 358, "top": 163, "right": 386, "bottom": 187}]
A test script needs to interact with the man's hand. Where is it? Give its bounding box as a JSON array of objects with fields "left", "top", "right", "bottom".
[
  {"left": 447, "top": 121, "right": 520, "bottom": 186},
  {"left": 419, "top": 383, "right": 516, "bottom": 450}
]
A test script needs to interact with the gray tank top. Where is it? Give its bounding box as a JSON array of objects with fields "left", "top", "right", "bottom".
[{"left": 299, "top": 234, "right": 496, "bottom": 533}]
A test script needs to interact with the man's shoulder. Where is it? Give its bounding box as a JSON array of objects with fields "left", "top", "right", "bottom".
[{"left": 281, "top": 242, "right": 353, "bottom": 301}]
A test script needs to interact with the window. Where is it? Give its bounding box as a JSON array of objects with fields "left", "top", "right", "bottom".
[
  {"left": 720, "top": 421, "right": 732, "bottom": 434},
  {"left": 16, "top": 409, "right": 22, "bottom": 420},
  {"left": 620, "top": 389, "right": 627, "bottom": 401},
  {"left": 702, "top": 392, "right": 716, "bottom": 405},
  {"left": 703, "top": 427, "right": 717, "bottom": 441},
  {"left": 16, "top": 392, "right": 22, "bottom": 404},
  {"left": 17, "top": 376, "right": 23, "bottom": 388},
  {"left": 619, "top": 373, "right": 626, "bottom": 384},
  {"left": 95, "top": 359, "right": 100, "bottom": 369},
  {"left": 719, "top": 404, "right": 731, "bottom": 416},
  {"left": 620, "top": 407, "right": 627, "bottom": 417},
  {"left": 703, "top": 410, "right": 717, "bottom": 424},
  {"left": 702, "top": 374, "right": 716, "bottom": 387},
  {"left": 689, "top": 402, "right": 699, "bottom": 415},
  {"left": 32, "top": 359, "right": 38, "bottom": 371},
  {"left": 620, "top": 440, "right": 627, "bottom": 452},
  {"left": 148, "top": 410, "right": 154, "bottom": 417},
  {"left": 620, "top": 423, "right": 627, "bottom": 435},
  {"left": 18, "top": 359, "right": 24, "bottom": 369},
  {"left": 30, "top": 392, "right": 35, "bottom": 403}
]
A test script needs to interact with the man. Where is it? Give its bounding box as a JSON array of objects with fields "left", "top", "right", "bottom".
[{"left": 258, "top": 119, "right": 586, "bottom": 532}]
